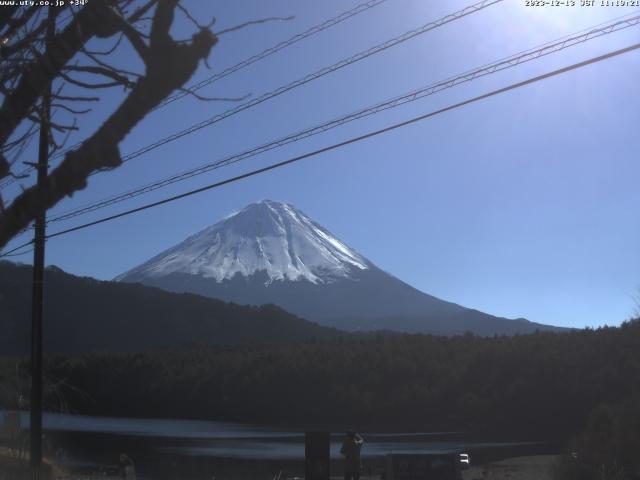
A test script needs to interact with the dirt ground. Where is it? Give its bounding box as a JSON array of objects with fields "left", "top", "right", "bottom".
[
  {"left": 462, "top": 455, "right": 559, "bottom": 480},
  {"left": 2, "top": 448, "right": 561, "bottom": 480},
  {"left": 0, "top": 447, "right": 68, "bottom": 479}
]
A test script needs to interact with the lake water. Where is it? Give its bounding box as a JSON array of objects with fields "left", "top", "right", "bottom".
[{"left": 1, "top": 410, "right": 541, "bottom": 461}]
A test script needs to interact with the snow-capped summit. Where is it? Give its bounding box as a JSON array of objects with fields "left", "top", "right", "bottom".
[
  {"left": 116, "top": 200, "right": 560, "bottom": 335},
  {"left": 116, "top": 200, "right": 369, "bottom": 285}
]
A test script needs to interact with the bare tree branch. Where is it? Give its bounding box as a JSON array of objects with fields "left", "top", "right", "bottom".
[
  {"left": 27, "top": 113, "right": 78, "bottom": 133},
  {"left": 128, "top": 0, "right": 159, "bottom": 24},
  {"left": 59, "top": 71, "right": 127, "bottom": 90},
  {"left": 1, "top": 123, "right": 37, "bottom": 154},
  {"left": 52, "top": 94, "right": 100, "bottom": 102},
  {"left": 0, "top": 1, "right": 218, "bottom": 249},
  {"left": 0, "top": 11, "right": 53, "bottom": 59},
  {"left": 82, "top": 32, "right": 124, "bottom": 56},
  {"left": 0, "top": 0, "right": 120, "bottom": 169},
  {"left": 82, "top": 48, "right": 142, "bottom": 79},
  {"left": 8, "top": 127, "right": 37, "bottom": 166},
  {"left": 49, "top": 118, "right": 78, "bottom": 153},
  {"left": 62, "top": 65, "right": 135, "bottom": 88},
  {"left": 177, "top": 3, "right": 215, "bottom": 30},
  {"left": 116, "top": 16, "right": 151, "bottom": 62},
  {"left": 177, "top": 86, "right": 250, "bottom": 103},
  {"left": 150, "top": 0, "right": 176, "bottom": 47},
  {"left": 51, "top": 104, "right": 92, "bottom": 115},
  {"left": 216, "top": 16, "right": 294, "bottom": 36},
  {"left": 0, "top": 7, "right": 37, "bottom": 45},
  {"left": 0, "top": 6, "right": 20, "bottom": 34}
]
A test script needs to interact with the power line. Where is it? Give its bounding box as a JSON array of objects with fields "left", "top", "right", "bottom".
[
  {"left": 2, "top": 0, "right": 504, "bottom": 204},
  {"left": 3, "top": 39, "right": 635, "bottom": 253},
  {"left": 0, "top": 164, "right": 34, "bottom": 190},
  {"left": 0, "top": 240, "right": 34, "bottom": 258},
  {"left": 60, "top": 0, "right": 393, "bottom": 157},
  {"left": 41, "top": 41, "right": 640, "bottom": 242},
  {"left": 0, "top": 0, "right": 390, "bottom": 191},
  {"left": 109, "top": 0, "right": 503, "bottom": 164},
  {"left": 46, "top": 13, "right": 640, "bottom": 225},
  {"left": 160, "top": 0, "right": 390, "bottom": 109},
  {"left": 48, "top": 0, "right": 503, "bottom": 173},
  {"left": 0, "top": 248, "right": 34, "bottom": 257}
]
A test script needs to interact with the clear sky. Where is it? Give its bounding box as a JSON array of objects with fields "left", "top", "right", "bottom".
[{"left": 3, "top": 0, "right": 639, "bottom": 328}]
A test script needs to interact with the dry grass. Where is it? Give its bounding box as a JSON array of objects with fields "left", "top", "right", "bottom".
[
  {"left": 0, "top": 446, "right": 70, "bottom": 479},
  {"left": 462, "top": 455, "right": 559, "bottom": 480}
]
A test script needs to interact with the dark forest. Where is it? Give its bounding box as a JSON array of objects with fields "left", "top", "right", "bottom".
[{"left": 2, "top": 318, "right": 640, "bottom": 476}]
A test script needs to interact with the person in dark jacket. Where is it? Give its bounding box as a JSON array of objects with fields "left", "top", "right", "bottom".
[
  {"left": 119, "top": 453, "right": 136, "bottom": 480},
  {"left": 340, "top": 430, "right": 364, "bottom": 480}
]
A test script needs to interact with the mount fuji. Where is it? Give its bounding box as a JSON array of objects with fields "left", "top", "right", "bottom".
[{"left": 116, "top": 200, "right": 561, "bottom": 335}]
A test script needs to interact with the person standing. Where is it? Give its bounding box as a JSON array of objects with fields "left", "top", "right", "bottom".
[
  {"left": 119, "top": 453, "right": 136, "bottom": 480},
  {"left": 340, "top": 430, "right": 364, "bottom": 480}
]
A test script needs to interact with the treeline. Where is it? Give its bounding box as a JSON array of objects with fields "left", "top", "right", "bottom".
[
  {"left": 1, "top": 320, "right": 638, "bottom": 433},
  {"left": 2, "top": 320, "right": 640, "bottom": 476}
]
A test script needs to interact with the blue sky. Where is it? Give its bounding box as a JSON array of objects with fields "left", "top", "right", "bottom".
[{"left": 3, "top": 0, "right": 639, "bottom": 328}]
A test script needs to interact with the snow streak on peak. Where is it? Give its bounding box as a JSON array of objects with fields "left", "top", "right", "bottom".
[{"left": 116, "top": 200, "right": 370, "bottom": 285}]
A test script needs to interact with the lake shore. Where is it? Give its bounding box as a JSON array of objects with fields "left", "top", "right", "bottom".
[
  {"left": 0, "top": 447, "right": 68, "bottom": 480},
  {"left": 2, "top": 410, "right": 561, "bottom": 479},
  {"left": 2, "top": 446, "right": 561, "bottom": 480},
  {"left": 463, "top": 455, "right": 559, "bottom": 480}
]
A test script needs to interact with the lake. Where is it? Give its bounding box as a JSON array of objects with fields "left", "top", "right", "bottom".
[{"left": 1, "top": 411, "right": 551, "bottom": 478}]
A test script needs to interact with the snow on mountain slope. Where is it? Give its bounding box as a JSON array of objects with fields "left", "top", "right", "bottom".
[
  {"left": 115, "top": 200, "right": 369, "bottom": 285},
  {"left": 115, "top": 200, "right": 563, "bottom": 335}
]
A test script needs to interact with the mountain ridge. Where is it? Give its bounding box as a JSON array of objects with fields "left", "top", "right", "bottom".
[
  {"left": 116, "top": 200, "right": 565, "bottom": 335},
  {"left": 0, "top": 261, "right": 341, "bottom": 354}
]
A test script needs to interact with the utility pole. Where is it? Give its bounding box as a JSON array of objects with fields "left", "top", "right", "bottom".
[{"left": 30, "top": 6, "right": 54, "bottom": 480}]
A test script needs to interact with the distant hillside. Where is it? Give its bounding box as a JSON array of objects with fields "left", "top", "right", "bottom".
[{"left": 0, "top": 261, "right": 340, "bottom": 354}]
